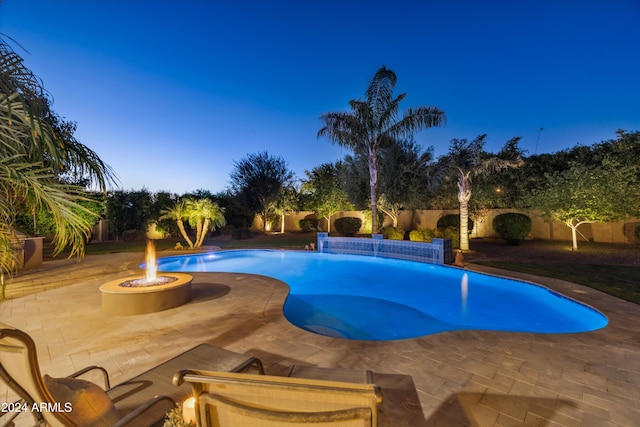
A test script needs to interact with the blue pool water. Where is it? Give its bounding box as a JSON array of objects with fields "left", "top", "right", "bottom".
[{"left": 154, "top": 250, "right": 608, "bottom": 341}]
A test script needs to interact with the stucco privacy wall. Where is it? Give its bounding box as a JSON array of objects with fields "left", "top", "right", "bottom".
[{"left": 260, "top": 210, "right": 640, "bottom": 244}]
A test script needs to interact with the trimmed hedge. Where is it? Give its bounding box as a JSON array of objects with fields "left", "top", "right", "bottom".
[
  {"left": 492, "top": 213, "right": 532, "bottom": 245},
  {"left": 334, "top": 217, "right": 362, "bottom": 236},
  {"left": 409, "top": 228, "right": 434, "bottom": 242},
  {"left": 382, "top": 227, "right": 405, "bottom": 240}
]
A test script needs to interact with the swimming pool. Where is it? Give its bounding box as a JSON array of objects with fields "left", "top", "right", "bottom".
[{"left": 154, "top": 250, "right": 608, "bottom": 340}]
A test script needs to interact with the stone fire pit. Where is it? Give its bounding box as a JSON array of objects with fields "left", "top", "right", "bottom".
[{"left": 100, "top": 273, "right": 193, "bottom": 315}]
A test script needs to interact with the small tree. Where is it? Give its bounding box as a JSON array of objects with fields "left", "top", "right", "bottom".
[
  {"left": 301, "top": 163, "right": 353, "bottom": 233},
  {"left": 229, "top": 152, "right": 295, "bottom": 231},
  {"left": 272, "top": 185, "right": 300, "bottom": 233},
  {"left": 530, "top": 157, "right": 639, "bottom": 250}
]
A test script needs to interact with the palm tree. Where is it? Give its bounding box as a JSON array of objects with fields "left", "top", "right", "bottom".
[
  {"left": 318, "top": 66, "right": 445, "bottom": 235},
  {"left": 159, "top": 200, "right": 194, "bottom": 248},
  {"left": 439, "top": 135, "right": 523, "bottom": 251},
  {"left": 187, "top": 198, "right": 226, "bottom": 248},
  {"left": 1, "top": 37, "right": 117, "bottom": 283},
  {"left": 1, "top": 37, "right": 117, "bottom": 191}
]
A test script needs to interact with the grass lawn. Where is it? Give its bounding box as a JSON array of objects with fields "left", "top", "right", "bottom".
[{"left": 475, "top": 261, "right": 640, "bottom": 304}]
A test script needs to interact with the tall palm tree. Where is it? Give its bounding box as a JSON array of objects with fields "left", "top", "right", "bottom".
[
  {"left": 439, "top": 135, "right": 523, "bottom": 251},
  {"left": 159, "top": 199, "right": 194, "bottom": 248},
  {"left": 318, "top": 66, "right": 445, "bottom": 235}
]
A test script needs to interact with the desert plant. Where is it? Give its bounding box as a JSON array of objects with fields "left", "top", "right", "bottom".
[
  {"left": 382, "top": 226, "right": 404, "bottom": 240},
  {"left": 409, "top": 228, "right": 435, "bottom": 242},
  {"left": 334, "top": 217, "right": 362, "bottom": 236},
  {"left": 492, "top": 212, "right": 532, "bottom": 245}
]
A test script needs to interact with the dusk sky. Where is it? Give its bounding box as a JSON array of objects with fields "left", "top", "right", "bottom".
[{"left": 1, "top": 0, "right": 639, "bottom": 194}]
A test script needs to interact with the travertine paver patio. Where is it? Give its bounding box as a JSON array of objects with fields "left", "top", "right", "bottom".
[{"left": 1, "top": 251, "right": 639, "bottom": 426}]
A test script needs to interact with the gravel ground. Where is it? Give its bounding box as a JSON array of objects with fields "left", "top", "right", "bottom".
[{"left": 464, "top": 238, "right": 640, "bottom": 266}]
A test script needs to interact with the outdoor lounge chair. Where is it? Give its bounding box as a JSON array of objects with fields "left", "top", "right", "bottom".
[
  {"left": 0, "top": 325, "right": 176, "bottom": 426},
  {"left": 173, "top": 369, "right": 382, "bottom": 426},
  {"left": 0, "top": 324, "right": 264, "bottom": 427}
]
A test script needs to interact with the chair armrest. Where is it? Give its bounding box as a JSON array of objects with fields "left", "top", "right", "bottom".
[
  {"left": 67, "top": 365, "right": 111, "bottom": 389},
  {"left": 173, "top": 369, "right": 196, "bottom": 387},
  {"left": 112, "top": 395, "right": 176, "bottom": 427}
]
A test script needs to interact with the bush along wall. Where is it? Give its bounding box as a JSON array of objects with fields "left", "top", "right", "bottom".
[
  {"left": 492, "top": 213, "right": 532, "bottom": 245},
  {"left": 334, "top": 217, "right": 362, "bottom": 236}
]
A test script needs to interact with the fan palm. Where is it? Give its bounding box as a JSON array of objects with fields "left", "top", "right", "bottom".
[{"left": 318, "top": 66, "right": 445, "bottom": 234}]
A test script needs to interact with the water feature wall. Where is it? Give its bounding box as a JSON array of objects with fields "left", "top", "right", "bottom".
[{"left": 316, "top": 233, "right": 453, "bottom": 264}]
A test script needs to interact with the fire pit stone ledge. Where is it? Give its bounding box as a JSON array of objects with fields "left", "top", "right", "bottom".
[{"left": 99, "top": 273, "right": 193, "bottom": 315}]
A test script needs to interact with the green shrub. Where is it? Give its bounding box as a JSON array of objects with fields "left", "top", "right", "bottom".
[
  {"left": 435, "top": 226, "right": 460, "bottom": 248},
  {"left": 334, "top": 217, "right": 362, "bottom": 236},
  {"left": 231, "top": 228, "right": 253, "bottom": 240},
  {"left": 492, "top": 213, "right": 532, "bottom": 245},
  {"left": 436, "top": 214, "right": 474, "bottom": 233},
  {"left": 382, "top": 227, "right": 404, "bottom": 240},
  {"left": 298, "top": 218, "right": 318, "bottom": 232},
  {"left": 409, "top": 228, "right": 434, "bottom": 242},
  {"left": 361, "top": 210, "right": 384, "bottom": 233}
]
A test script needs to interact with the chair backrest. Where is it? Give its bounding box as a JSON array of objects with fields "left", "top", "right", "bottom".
[
  {"left": 0, "top": 324, "right": 74, "bottom": 427},
  {"left": 176, "top": 370, "right": 381, "bottom": 427}
]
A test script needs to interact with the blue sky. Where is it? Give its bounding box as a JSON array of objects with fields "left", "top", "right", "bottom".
[{"left": 2, "top": 0, "right": 639, "bottom": 194}]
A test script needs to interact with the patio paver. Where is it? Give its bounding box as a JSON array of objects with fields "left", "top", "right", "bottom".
[{"left": 1, "top": 251, "right": 639, "bottom": 426}]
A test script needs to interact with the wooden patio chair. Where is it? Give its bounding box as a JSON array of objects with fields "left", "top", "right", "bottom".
[
  {"left": 0, "top": 324, "right": 177, "bottom": 427},
  {"left": 173, "top": 369, "right": 382, "bottom": 426}
]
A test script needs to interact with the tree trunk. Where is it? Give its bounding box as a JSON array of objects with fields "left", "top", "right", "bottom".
[
  {"left": 177, "top": 219, "right": 194, "bottom": 248},
  {"left": 195, "top": 219, "right": 203, "bottom": 247},
  {"left": 570, "top": 224, "right": 578, "bottom": 251},
  {"left": 458, "top": 173, "right": 472, "bottom": 251},
  {"left": 280, "top": 214, "right": 285, "bottom": 233},
  {"left": 368, "top": 144, "right": 378, "bottom": 235},
  {"left": 196, "top": 218, "right": 210, "bottom": 248},
  {"left": 326, "top": 214, "right": 332, "bottom": 233}
]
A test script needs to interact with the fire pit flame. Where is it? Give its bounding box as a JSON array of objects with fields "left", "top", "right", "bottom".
[
  {"left": 146, "top": 239, "right": 157, "bottom": 283},
  {"left": 118, "top": 240, "right": 178, "bottom": 288}
]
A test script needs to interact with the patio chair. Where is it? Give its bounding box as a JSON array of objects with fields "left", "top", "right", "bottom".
[
  {"left": 0, "top": 324, "right": 177, "bottom": 427},
  {"left": 173, "top": 369, "right": 382, "bottom": 426}
]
